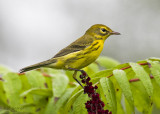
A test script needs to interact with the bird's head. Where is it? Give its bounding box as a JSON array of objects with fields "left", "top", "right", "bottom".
[{"left": 85, "top": 24, "right": 120, "bottom": 40}]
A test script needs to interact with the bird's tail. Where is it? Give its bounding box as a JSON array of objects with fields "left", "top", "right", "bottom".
[{"left": 19, "top": 59, "right": 57, "bottom": 73}]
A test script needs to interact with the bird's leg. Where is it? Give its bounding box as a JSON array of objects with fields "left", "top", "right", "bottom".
[
  {"left": 73, "top": 71, "right": 83, "bottom": 88},
  {"left": 68, "top": 68, "right": 88, "bottom": 88}
]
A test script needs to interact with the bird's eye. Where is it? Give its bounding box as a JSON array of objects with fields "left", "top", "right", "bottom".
[{"left": 100, "top": 28, "right": 107, "bottom": 33}]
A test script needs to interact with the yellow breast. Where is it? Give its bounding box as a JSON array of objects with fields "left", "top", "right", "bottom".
[
  {"left": 50, "top": 40, "right": 104, "bottom": 70},
  {"left": 67, "top": 40, "right": 104, "bottom": 69}
]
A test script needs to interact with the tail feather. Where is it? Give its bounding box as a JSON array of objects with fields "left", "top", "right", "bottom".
[{"left": 19, "top": 59, "right": 57, "bottom": 73}]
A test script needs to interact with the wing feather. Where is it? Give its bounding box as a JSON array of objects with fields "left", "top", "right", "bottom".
[{"left": 53, "top": 35, "right": 93, "bottom": 58}]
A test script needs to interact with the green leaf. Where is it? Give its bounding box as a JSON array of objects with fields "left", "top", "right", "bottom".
[
  {"left": 19, "top": 74, "right": 35, "bottom": 113},
  {"left": 2, "top": 72, "right": 22, "bottom": 107},
  {"left": 83, "top": 63, "right": 99, "bottom": 76},
  {"left": 44, "top": 88, "right": 74, "bottom": 114},
  {"left": 125, "top": 99, "right": 133, "bottom": 114},
  {"left": 25, "top": 71, "right": 51, "bottom": 107},
  {"left": 0, "top": 110, "right": 10, "bottom": 114},
  {"left": 44, "top": 97, "right": 54, "bottom": 114},
  {"left": 96, "top": 56, "right": 120, "bottom": 69},
  {"left": 91, "top": 69, "right": 113, "bottom": 79},
  {"left": 26, "top": 71, "right": 46, "bottom": 88},
  {"left": 52, "top": 73, "right": 69, "bottom": 97},
  {"left": 65, "top": 71, "right": 81, "bottom": 87},
  {"left": 130, "top": 81, "right": 152, "bottom": 113},
  {"left": 64, "top": 89, "right": 83, "bottom": 113},
  {"left": 70, "top": 86, "right": 83, "bottom": 97},
  {"left": 0, "top": 81, "right": 8, "bottom": 107},
  {"left": 148, "top": 61, "right": 160, "bottom": 86},
  {"left": 100, "top": 77, "right": 117, "bottom": 114},
  {"left": 65, "top": 70, "right": 75, "bottom": 82},
  {"left": 149, "top": 57, "right": 160, "bottom": 62},
  {"left": 44, "top": 76, "right": 52, "bottom": 89},
  {"left": 129, "top": 62, "right": 153, "bottom": 97},
  {"left": 117, "top": 101, "right": 125, "bottom": 114},
  {"left": 113, "top": 70, "right": 134, "bottom": 112},
  {"left": 114, "top": 63, "right": 129, "bottom": 70},
  {"left": 20, "top": 88, "right": 52, "bottom": 97},
  {"left": 56, "top": 88, "right": 75, "bottom": 113},
  {"left": 19, "top": 74, "right": 31, "bottom": 90},
  {"left": 152, "top": 79, "right": 160, "bottom": 108},
  {"left": 0, "top": 65, "right": 11, "bottom": 75},
  {"left": 42, "top": 68, "right": 62, "bottom": 74},
  {"left": 18, "top": 103, "right": 36, "bottom": 113},
  {"left": 71, "top": 92, "right": 88, "bottom": 114},
  {"left": 111, "top": 79, "right": 124, "bottom": 114}
]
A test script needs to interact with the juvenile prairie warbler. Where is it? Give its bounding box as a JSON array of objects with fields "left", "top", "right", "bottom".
[{"left": 20, "top": 24, "right": 120, "bottom": 87}]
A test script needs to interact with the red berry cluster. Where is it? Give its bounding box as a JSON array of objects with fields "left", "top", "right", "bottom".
[{"left": 80, "top": 72, "right": 112, "bottom": 114}]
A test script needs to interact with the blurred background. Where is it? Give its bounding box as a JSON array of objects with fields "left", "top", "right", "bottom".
[{"left": 0, "top": 0, "right": 160, "bottom": 72}]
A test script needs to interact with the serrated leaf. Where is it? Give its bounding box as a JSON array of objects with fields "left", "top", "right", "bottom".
[
  {"left": 25, "top": 71, "right": 50, "bottom": 106},
  {"left": 44, "top": 88, "right": 74, "bottom": 114},
  {"left": 130, "top": 81, "right": 152, "bottom": 113},
  {"left": 56, "top": 88, "right": 75, "bottom": 113},
  {"left": 113, "top": 70, "right": 134, "bottom": 112},
  {"left": 129, "top": 62, "right": 153, "bottom": 97},
  {"left": 72, "top": 92, "right": 88, "bottom": 114},
  {"left": 20, "top": 88, "right": 52, "bottom": 97},
  {"left": 137, "top": 61, "right": 150, "bottom": 74},
  {"left": 64, "top": 89, "right": 83, "bottom": 113},
  {"left": 26, "top": 71, "right": 46, "bottom": 88},
  {"left": 96, "top": 56, "right": 120, "bottom": 69},
  {"left": 52, "top": 73, "right": 69, "bottom": 97},
  {"left": 2, "top": 72, "right": 22, "bottom": 107},
  {"left": 100, "top": 77, "right": 117, "bottom": 114},
  {"left": 148, "top": 61, "right": 160, "bottom": 86}
]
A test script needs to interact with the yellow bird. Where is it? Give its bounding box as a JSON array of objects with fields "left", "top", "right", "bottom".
[{"left": 20, "top": 24, "right": 120, "bottom": 87}]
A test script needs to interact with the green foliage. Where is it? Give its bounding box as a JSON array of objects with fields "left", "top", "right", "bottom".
[
  {"left": 129, "top": 62, "right": 153, "bottom": 97},
  {"left": 113, "top": 70, "right": 134, "bottom": 112},
  {"left": 0, "top": 56, "right": 160, "bottom": 114},
  {"left": 99, "top": 77, "right": 117, "bottom": 114}
]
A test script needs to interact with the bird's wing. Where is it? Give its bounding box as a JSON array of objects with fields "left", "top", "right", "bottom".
[{"left": 53, "top": 35, "right": 93, "bottom": 58}]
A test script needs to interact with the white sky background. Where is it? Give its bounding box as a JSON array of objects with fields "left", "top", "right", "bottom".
[{"left": 0, "top": 0, "right": 160, "bottom": 71}]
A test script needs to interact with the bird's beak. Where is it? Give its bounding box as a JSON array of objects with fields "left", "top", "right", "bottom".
[{"left": 110, "top": 31, "right": 121, "bottom": 35}]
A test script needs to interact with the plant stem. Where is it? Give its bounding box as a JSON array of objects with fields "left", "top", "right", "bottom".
[
  {"left": 129, "top": 75, "right": 154, "bottom": 82},
  {"left": 107, "top": 62, "right": 150, "bottom": 79}
]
